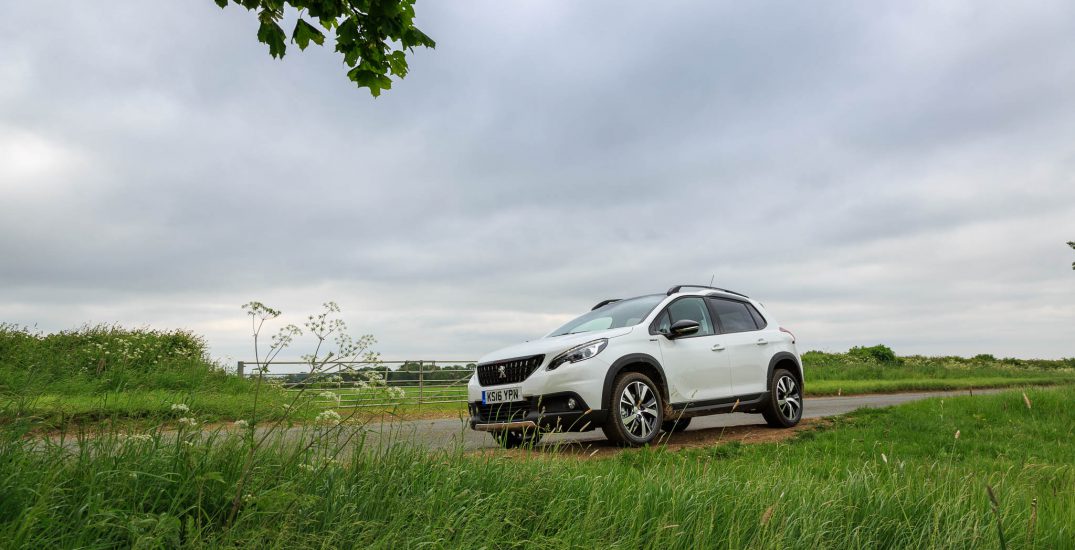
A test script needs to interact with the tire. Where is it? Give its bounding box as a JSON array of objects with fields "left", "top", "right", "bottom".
[
  {"left": 662, "top": 416, "right": 691, "bottom": 433},
  {"left": 761, "top": 368, "right": 803, "bottom": 428},
  {"left": 602, "top": 372, "right": 665, "bottom": 447},
  {"left": 492, "top": 430, "right": 542, "bottom": 449}
]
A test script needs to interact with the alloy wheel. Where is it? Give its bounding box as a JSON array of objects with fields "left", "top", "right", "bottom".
[
  {"left": 776, "top": 375, "right": 801, "bottom": 420},
  {"left": 619, "top": 380, "right": 659, "bottom": 439}
]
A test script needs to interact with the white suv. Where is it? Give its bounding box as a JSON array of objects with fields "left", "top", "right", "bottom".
[{"left": 468, "top": 285, "right": 803, "bottom": 447}]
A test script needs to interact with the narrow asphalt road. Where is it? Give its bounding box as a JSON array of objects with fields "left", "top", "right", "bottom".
[{"left": 354, "top": 388, "right": 999, "bottom": 452}]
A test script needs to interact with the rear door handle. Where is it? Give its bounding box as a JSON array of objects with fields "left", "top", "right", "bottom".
[
  {"left": 711, "top": 344, "right": 725, "bottom": 351},
  {"left": 755, "top": 338, "right": 768, "bottom": 345}
]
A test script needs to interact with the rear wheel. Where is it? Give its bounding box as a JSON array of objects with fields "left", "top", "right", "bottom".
[
  {"left": 492, "top": 430, "right": 542, "bottom": 449},
  {"left": 602, "top": 372, "right": 665, "bottom": 447},
  {"left": 661, "top": 416, "right": 691, "bottom": 433},
  {"left": 762, "top": 368, "right": 803, "bottom": 428}
]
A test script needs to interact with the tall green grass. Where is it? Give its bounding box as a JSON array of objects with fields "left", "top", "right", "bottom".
[{"left": 2, "top": 387, "right": 1072, "bottom": 548}]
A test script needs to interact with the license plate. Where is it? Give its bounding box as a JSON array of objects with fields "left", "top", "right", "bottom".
[{"left": 482, "top": 386, "right": 522, "bottom": 405}]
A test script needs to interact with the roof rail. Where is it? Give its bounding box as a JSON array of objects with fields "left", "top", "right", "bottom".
[
  {"left": 591, "top": 298, "right": 621, "bottom": 310},
  {"left": 666, "top": 285, "right": 750, "bottom": 299}
]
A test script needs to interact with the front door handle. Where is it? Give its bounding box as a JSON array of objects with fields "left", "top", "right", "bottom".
[
  {"left": 755, "top": 338, "right": 768, "bottom": 345},
  {"left": 711, "top": 343, "right": 725, "bottom": 351}
]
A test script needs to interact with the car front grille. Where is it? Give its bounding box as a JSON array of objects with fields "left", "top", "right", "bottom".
[
  {"left": 472, "top": 401, "right": 530, "bottom": 423},
  {"left": 476, "top": 354, "right": 545, "bottom": 386}
]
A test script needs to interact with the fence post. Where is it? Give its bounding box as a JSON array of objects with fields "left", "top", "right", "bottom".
[
  {"left": 418, "top": 360, "right": 424, "bottom": 410},
  {"left": 236, "top": 361, "right": 245, "bottom": 377}
]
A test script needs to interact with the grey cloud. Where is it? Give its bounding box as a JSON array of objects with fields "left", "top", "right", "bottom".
[{"left": 2, "top": 0, "right": 1074, "bottom": 361}]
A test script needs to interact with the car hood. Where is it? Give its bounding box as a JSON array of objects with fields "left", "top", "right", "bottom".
[{"left": 478, "top": 326, "right": 635, "bottom": 364}]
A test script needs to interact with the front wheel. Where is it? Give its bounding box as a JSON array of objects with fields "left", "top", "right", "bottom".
[
  {"left": 761, "top": 368, "right": 803, "bottom": 428},
  {"left": 602, "top": 372, "right": 665, "bottom": 447}
]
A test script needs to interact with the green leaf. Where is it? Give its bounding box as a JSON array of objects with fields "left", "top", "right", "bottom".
[
  {"left": 257, "top": 13, "right": 287, "bottom": 59},
  {"left": 292, "top": 19, "right": 325, "bottom": 50},
  {"left": 347, "top": 67, "right": 393, "bottom": 97},
  {"left": 387, "top": 50, "right": 408, "bottom": 78},
  {"left": 213, "top": 0, "right": 228, "bottom": 8}
]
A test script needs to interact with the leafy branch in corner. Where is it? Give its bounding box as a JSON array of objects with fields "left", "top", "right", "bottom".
[
  {"left": 213, "top": 0, "right": 435, "bottom": 96},
  {"left": 1068, "top": 241, "right": 1074, "bottom": 270}
]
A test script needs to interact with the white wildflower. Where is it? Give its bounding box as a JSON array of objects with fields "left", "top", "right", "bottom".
[
  {"left": 318, "top": 391, "right": 341, "bottom": 403},
  {"left": 298, "top": 463, "right": 316, "bottom": 473},
  {"left": 170, "top": 403, "right": 190, "bottom": 414},
  {"left": 315, "top": 410, "right": 342, "bottom": 425},
  {"left": 126, "top": 433, "right": 152, "bottom": 443},
  {"left": 233, "top": 419, "right": 249, "bottom": 430},
  {"left": 178, "top": 417, "right": 198, "bottom": 428}
]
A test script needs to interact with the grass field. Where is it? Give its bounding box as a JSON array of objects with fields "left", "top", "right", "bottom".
[
  {"left": 2, "top": 386, "right": 1072, "bottom": 547},
  {"left": 803, "top": 346, "right": 1075, "bottom": 395},
  {"left": 4, "top": 327, "right": 1075, "bottom": 547}
]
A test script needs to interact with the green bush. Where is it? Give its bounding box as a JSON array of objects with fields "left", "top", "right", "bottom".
[
  {"left": 0, "top": 324, "right": 303, "bottom": 427},
  {"left": 847, "top": 344, "right": 898, "bottom": 363},
  {"left": 0, "top": 323, "right": 207, "bottom": 379}
]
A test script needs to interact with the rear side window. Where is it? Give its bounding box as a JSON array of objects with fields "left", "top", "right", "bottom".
[
  {"left": 708, "top": 298, "right": 759, "bottom": 333},
  {"left": 746, "top": 304, "right": 767, "bottom": 329}
]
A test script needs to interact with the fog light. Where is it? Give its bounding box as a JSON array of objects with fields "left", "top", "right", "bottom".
[{"left": 567, "top": 398, "right": 577, "bottom": 410}]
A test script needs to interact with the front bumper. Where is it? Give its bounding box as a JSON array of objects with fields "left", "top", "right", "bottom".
[{"left": 468, "top": 392, "right": 607, "bottom": 433}]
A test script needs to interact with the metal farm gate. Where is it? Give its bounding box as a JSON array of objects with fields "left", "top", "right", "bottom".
[{"left": 236, "top": 360, "right": 476, "bottom": 409}]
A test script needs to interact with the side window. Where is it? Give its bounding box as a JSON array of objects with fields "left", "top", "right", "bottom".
[
  {"left": 746, "top": 304, "right": 767, "bottom": 329},
  {"left": 655, "top": 311, "right": 671, "bottom": 334},
  {"left": 663, "top": 297, "right": 715, "bottom": 336},
  {"left": 709, "top": 299, "right": 759, "bottom": 333}
]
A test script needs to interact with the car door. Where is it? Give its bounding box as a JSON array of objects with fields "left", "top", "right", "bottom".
[
  {"left": 707, "top": 297, "right": 770, "bottom": 396},
  {"left": 652, "top": 297, "right": 733, "bottom": 404}
]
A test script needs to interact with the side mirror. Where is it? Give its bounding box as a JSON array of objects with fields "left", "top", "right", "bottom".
[{"left": 667, "top": 319, "right": 700, "bottom": 339}]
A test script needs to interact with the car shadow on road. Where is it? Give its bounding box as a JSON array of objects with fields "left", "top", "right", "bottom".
[{"left": 471, "top": 418, "right": 823, "bottom": 460}]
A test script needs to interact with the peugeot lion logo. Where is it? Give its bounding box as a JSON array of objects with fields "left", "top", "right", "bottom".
[{"left": 498, "top": 365, "right": 507, "bottom": 379}]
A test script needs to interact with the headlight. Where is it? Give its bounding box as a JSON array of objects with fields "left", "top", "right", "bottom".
[{"left": 548, "top": 339, "right": 608, "bottom": 370}]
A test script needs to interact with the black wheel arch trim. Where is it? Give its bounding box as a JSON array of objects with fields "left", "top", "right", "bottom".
[
  {"left": 602, "top": 353, "right": 668, "bottom": 409},
  {"left": 767, "top": 352, "right": 804, "bottom": 392}
]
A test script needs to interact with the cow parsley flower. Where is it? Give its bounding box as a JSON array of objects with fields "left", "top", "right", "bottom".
[{"left": 315, "top": 410, "right": 342, "bottom": 425}]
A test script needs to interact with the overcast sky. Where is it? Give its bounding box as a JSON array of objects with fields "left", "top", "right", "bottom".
[{"left": 2, "top": 1, "right": 1074, "bottom": 363}]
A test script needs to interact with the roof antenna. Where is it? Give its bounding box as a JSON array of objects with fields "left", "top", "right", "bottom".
[{"left": 709, "top": 273, "right": 715, "bottom": 286}]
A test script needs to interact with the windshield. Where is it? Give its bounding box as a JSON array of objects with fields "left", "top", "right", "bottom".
[{"left": 548, "top": 294, "right": 665, "bottom": 337}]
